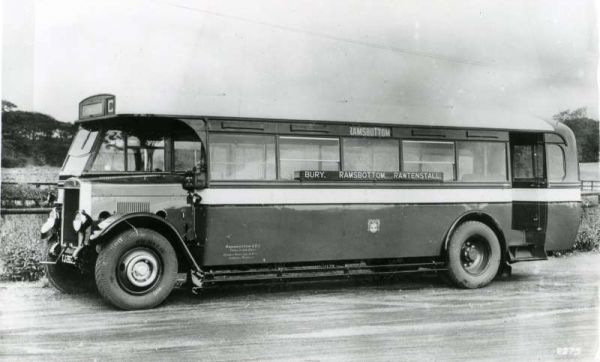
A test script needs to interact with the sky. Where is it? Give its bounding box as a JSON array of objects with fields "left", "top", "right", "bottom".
[{"left": 2, "top": 0, "right": 599, "bottom": 126}]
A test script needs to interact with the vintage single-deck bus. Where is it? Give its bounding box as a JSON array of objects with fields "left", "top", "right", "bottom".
[{"left": 40, "top": 94, "right": 582, "bottom": 309}]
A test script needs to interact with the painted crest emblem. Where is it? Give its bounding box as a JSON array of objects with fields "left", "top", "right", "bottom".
[{"left": 368, "top": 219, "right": 380, "bottom": 234}]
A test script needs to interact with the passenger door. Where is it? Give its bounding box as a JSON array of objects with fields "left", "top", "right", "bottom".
[
  {"left": 511, "top": 133, "right": 546, "bottom": 189},
  {"left": 510, "top": 133, "right": 547, "bottom": 259}
]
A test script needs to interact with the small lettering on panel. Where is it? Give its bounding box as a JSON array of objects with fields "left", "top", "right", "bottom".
[{"left": 223, "top": 243, "right": 261, "bottom": 261}]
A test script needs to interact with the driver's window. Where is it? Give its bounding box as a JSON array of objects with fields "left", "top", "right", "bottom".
[
  {"left": 126, "top": 136, "right": 165, "bottom": 172},
  {"left": 174, "top": 140, "right": 203, "bottom": 171}
]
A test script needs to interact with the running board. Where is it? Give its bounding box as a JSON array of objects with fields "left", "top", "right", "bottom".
[
  {"left": 201, "top": 261, "right": 446, "bottom": 285},
  {"left": 509, "top": 245, "right": 547, "bottom": 262}
]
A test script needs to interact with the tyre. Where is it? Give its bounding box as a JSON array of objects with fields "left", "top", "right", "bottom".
[
  {"left": 95, "top": 228, "right": 178, "bottom": 310},
  {"left": 445, "top": 221, "right": 501, "bottom": 289},
  {"left": 44, "top": 240, "right": 95, "bottom": 294}
]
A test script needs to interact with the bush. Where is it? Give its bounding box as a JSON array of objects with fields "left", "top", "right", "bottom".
[
  {"left": 0, "top": 184, "right": 55, "bottom": 208},
  {"left": 1, "top": 156, "right": 27, "bottom": 168},
  {"left": 0, "top": 214, "right": 45, "bottom": 281},
  {"left": 1, "top": 184, "right": 49, "bottom": 200},
  {"left": 573, "top": 206, "right": 600, "bottom": 252}
]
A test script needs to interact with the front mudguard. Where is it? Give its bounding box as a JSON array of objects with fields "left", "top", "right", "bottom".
[{"left": 89, "top": 213, "right": 202, "bottom": 274}]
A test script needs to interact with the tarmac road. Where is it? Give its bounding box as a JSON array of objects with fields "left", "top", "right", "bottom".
[{"left": 1, "top": 253, "right": 599, "bottom": 361}]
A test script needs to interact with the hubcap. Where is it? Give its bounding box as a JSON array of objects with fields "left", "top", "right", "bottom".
[
  {"left": 460, "top": 237, "right": 490, "bottom": 275},
  {"left": 117, "top": 248, "right": 161, "bottom": 294}
]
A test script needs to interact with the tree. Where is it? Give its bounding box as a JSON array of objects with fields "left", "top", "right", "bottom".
[
  {"left": 1, "top": 106, "right": 77, "bottom": 167},
  {"left": 553, "top": 108, "right": 599, "bottom": 162},
  {"left": 2, "top": 100, "right": 17, "bottom": 112}
]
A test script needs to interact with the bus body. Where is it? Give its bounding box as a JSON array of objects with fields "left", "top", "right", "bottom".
[{"left": 41, "top": 94, "right": 582, "bottom": 309}]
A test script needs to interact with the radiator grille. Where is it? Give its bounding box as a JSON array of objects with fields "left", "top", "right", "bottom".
[
  {"left": 61, "top": 188, "right": 79, "bottom": 245},
  {"left": 117, "top": 202, "right": 150, "bottom": 214}
]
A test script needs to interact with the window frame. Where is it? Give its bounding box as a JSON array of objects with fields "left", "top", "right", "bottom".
[
  {"left": 456, "top": 140, "right": 510, "bottom": 183},
  {"left": 546, "top": 143, "right": 566, "bottom": 182},
  {"left": 171, "top": 139, "right": 205, "bottom": 173},
  {"left": 205, "top": 129, "right": 513, "bottom": 184},
  {"left": 341, "top": 137, "right": 401, "bottom": 172},
  {"left": 86, "top": 129, "right": 197, "bottom": 174},
  {"left": 277, "top": 135, "right": 341, "bottom": 180},
  {"left": 125, "top": 134, "right": 167, "bottom": 173},
  {"left": 401, "top": 139, "right": 457, "bottom": 181},
  {"left": 207, "top": 132, "right": 278, "bottom": 181}
]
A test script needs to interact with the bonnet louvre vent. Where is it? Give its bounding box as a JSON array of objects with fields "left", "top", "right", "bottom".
[{"left": 117, "top": 202, "right": 150, "bottom": 214}]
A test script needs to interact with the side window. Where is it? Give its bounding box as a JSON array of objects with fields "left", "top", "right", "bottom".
[
  {"left": 457, "top": 142, "right": 507, "bottom": 182},
  {"left": 547, "top": 144, "right": 565, "bottom": 181},
  {"left": 91, "top": 130, "right": 125, "bottom": 171},
  {"left": 342, "top": 138, "right": 399, "bottom": 171},
  {"left": 278, "top": 137, "right": 340, "bottom": 180},
  {"left": 174, "top": 141, "right": 203, "bottom": 171},
  {"left": 402, "top": 141, "right": 455, "bottom": 180},
  {"left": 209, "top": 134, "right": 276, "bottom": 180}
]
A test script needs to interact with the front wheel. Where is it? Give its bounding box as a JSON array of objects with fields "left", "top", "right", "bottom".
[
  {"left": 95, "top": 228, "right": 178, "bottom": 310},
  {"left": 445, "top": 221, "right": 501, "bottom": 289}
]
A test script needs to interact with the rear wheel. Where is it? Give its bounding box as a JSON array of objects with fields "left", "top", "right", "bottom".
[
  {"left": 445, "top": 221, "right": 501, "bottom": 289},
  {"left": 95, "top": 228, "right": 178, "bottom": 310},
  {"left": 44, "top": 240, "right": 95, "bottom": 293}
]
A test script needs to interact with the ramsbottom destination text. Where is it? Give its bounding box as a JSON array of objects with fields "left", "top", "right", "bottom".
[{"left": 349, "top": 126, "right": 391, "bottom": 137}]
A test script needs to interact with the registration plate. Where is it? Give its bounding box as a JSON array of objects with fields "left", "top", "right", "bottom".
[{"left": 61, "top": 254, "right": 76, "bottom": 265}]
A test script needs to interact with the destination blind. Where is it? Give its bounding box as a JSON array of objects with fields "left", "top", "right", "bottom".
[
  {"left": 295, "top": 170, "right": 444, "bottom": 182},
  {"left": 348, "top": 126, "right": 391, "bottom": 137}
]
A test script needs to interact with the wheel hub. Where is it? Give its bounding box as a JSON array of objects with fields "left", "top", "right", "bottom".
[
  {"left": 132, "top": 261, "right": 150, "bottom": 280},
  {"left": 121, "top": 250, "right": 160, "bottom": 289},
  {"left": 466, "top": 246, "right": 480, "bottom": 262},
  {"left": 460, "top": 238, "right": 490, "bottom": 274}
]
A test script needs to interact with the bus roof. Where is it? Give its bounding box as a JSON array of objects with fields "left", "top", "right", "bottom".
[
  {"left": 76, "top": 111, "right": 558, "bottom": 132},
  {"left": 75, "top": 94, "right": 558, "bottom": 132}
]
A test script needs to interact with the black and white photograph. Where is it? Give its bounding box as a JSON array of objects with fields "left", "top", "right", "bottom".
[{"left": 1, "top": 0, "right": 599, "bottom": 360}]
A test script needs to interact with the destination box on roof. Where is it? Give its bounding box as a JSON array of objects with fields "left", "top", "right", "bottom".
[
  {"left": 348, "top": 126, "right": 391, "bottom": 137},
  {"left": 295, "top": 170, "right": 444, "bottom": 182}
]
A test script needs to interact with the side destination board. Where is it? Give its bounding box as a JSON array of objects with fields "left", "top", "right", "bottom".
[
  {"left": 295, "top": 171, "right": 444, "bottom": 182},
  {"left": 348, "top": 126, "right": 391, "bottom": 137}
]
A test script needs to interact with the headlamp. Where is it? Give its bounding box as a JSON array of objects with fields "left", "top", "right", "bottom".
[
  {"left": 41, "top": 208, "right": 59, "bottom": 235},
  {"left": 73, "top": 211, "right": 90, "bottom": 233}
]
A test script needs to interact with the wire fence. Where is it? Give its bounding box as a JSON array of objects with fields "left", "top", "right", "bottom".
[{"left": 581, "top": 180, "right": 600, "bottom": 193}]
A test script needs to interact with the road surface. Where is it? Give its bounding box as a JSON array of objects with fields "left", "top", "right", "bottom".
[{"left": 1, "top": 253, "right": 599, "bottom": 361}]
